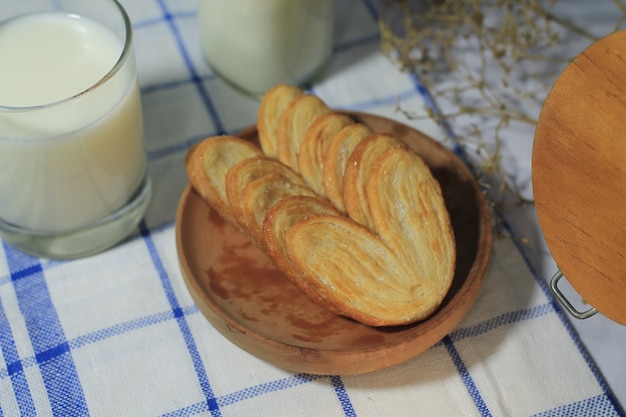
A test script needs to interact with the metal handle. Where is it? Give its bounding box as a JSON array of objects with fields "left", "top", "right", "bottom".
[{"left": 550, "top": 270, "right": 598, "bottom": 320}]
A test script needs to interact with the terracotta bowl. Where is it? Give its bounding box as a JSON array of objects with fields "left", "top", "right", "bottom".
[{"left": 175, "top": 111, "right": 492, "bottom": 375}]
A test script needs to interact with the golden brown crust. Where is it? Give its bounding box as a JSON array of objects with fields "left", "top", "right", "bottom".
[
  {"left": 225, "top": 155, "right": 308, "bottom": 234},
  {"left": 185, "top": 136, "right": 261, "bottom": 226},
  {"left": 297, "top": 112, "right": 354, "bottom": 196},
  {"left": 366, "top": 146, "right": 456, "bottom": 319},
  {"left": 276, "top": 94, "right": 330, "bottom": 170},
  {"left": 257, "top": 84, "right": 303, "bottom": 158},
  {"left": 285, "top": 214, "right": 419, "bottom": 326},
  {"left": 343, "top": 133, "right": 405, "bottom": 229},
  {"left": 321, "top": 123, "right": 372, "bottom": 212},
  {"left": 236, "top": 175, "right": 317, "bottom": 245},
  {"left": 262, "top": 196, "right": 342, "bottom": 309},
  {"left": 185, "top": 86, "right": 456, "bottom": 327}
]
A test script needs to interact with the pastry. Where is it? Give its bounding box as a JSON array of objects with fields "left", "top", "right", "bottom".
[
  {"left": 321, "top": 123, "right": 372, "bottom": 212},
  {"left": 343, "top": 133, "right": 405, "bottom": 229},
  {"left": 185, "top": 85, "right": 455, "bottom": 327},
  {"left": 366, "top": 146, "right": 455, "bottom": 319},
  {"left": 257, "top": 84, "right": 303, "bottom": 158},
  {"left": 262, "top": 195, "right": 341, "bottom": 304},
  {"left": 225, "top": 155, "right": 308, "bottom": 236},
  {"left": 235, "top": 174, "right": 317, "bottom": 245},
  {"left": 284, "top": 213, "right": 426, "bottom": 325},
  {"left": 276, "top": 93, "right": 330, "bottom": 170},
  {"left": 297, "top": 112, "right": 354, "bottom": 196},
  {"left": 185, "top": 135, "right": 261, "bottom": 226}
]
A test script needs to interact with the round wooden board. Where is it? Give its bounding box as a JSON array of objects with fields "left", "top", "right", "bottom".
[
  {"left": 175, "top": 111, "right": 492, "bottom": 375},
  {"left": 533, "top": 31, "right": 626, "bottom": 325}
]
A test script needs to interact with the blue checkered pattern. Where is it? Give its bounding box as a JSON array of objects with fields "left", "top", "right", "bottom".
[{"left": 0, "top": 1, "right": 624, "bottom": 416}]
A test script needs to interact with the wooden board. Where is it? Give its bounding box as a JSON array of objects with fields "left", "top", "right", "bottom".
[
  {"left": 533, "top": 31, "right": 626, "bottom": 325},
  {"left": 175, "top": 111, "right": 492, "bottom": 375}
]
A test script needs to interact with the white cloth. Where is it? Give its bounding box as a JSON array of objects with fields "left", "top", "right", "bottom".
[{"left": 0, "top": 0, "right": 624, "bottom": 416}]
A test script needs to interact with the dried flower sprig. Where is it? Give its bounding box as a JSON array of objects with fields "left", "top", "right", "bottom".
[{"left": 378, "top": 0, "right": 626, "bottom": 222}]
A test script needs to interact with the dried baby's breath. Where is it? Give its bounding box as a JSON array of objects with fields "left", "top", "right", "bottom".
[{"left": 378, "top": 0, "right": 626, "bottom": 233}]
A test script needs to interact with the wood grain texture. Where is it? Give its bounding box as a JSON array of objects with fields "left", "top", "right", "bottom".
[
  {"left": 533, "top": 30, "right": 626, "bottom": 325},
  {"left": 176, "top": 112, "right": 492, "bottom": 375}
]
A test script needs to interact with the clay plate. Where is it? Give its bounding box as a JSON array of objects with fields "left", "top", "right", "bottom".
[{"left": 176, "top": 111, "right": 492, "bottom": 375}]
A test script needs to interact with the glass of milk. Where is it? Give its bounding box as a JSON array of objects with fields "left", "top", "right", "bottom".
[
  {"left": 0, "top": 0, "right": 151, "bottom": 259},
  {"left": 198, "top": 0, "right": 334, "bottom": 97}
]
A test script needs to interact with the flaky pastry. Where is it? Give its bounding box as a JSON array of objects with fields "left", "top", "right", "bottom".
[
  {"left": 262, "top": 195, "right": 342, "bottom": 305},
  {"left": 276, "top": 94, "right": 330, "bottom": 170},
  {"left": 257, "top": 84, "right": 303, "bottom": 158},
  {"left": 225, "top": 155, "right": 308, "bottom": 232},
  {"left": 343, "top": 133, "right": 405, "bottom": 229},
  {"left": 185, "top": 85, "right": 456, "bottom": 327},
  {"left": 235, "top": 174, "right": 316, "bottom": 246},
  {"left": 366, "top": 146, "right": 455, "bottom": 319},
  {"left": 321, "top": 123, "right": 372, "bottom": 212},
  {"left": 185, "top": 136, "right": 261, "bottom": 226},
  {"left": 297, "top": 112, "right": 354, "bottom": 196}
]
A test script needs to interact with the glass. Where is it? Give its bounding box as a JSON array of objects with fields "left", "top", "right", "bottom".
[
  {"left": 0, "top": 0, "right": 151, "bottom": 259},
  {"left": 198, "top": 0, "right": 334, "bottom": 98}
]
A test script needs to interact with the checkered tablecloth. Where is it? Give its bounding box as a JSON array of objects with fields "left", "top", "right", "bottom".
[{"left": 1, "top": 1, "right": 624, "bottom": 416}]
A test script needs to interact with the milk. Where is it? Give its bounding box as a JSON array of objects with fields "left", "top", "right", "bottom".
[
  {"left": 0, "top": 12, "right": 146, "bottom": 233},
  {"left": 198, "top": 0, "right": 333, "bottom": 96}
]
